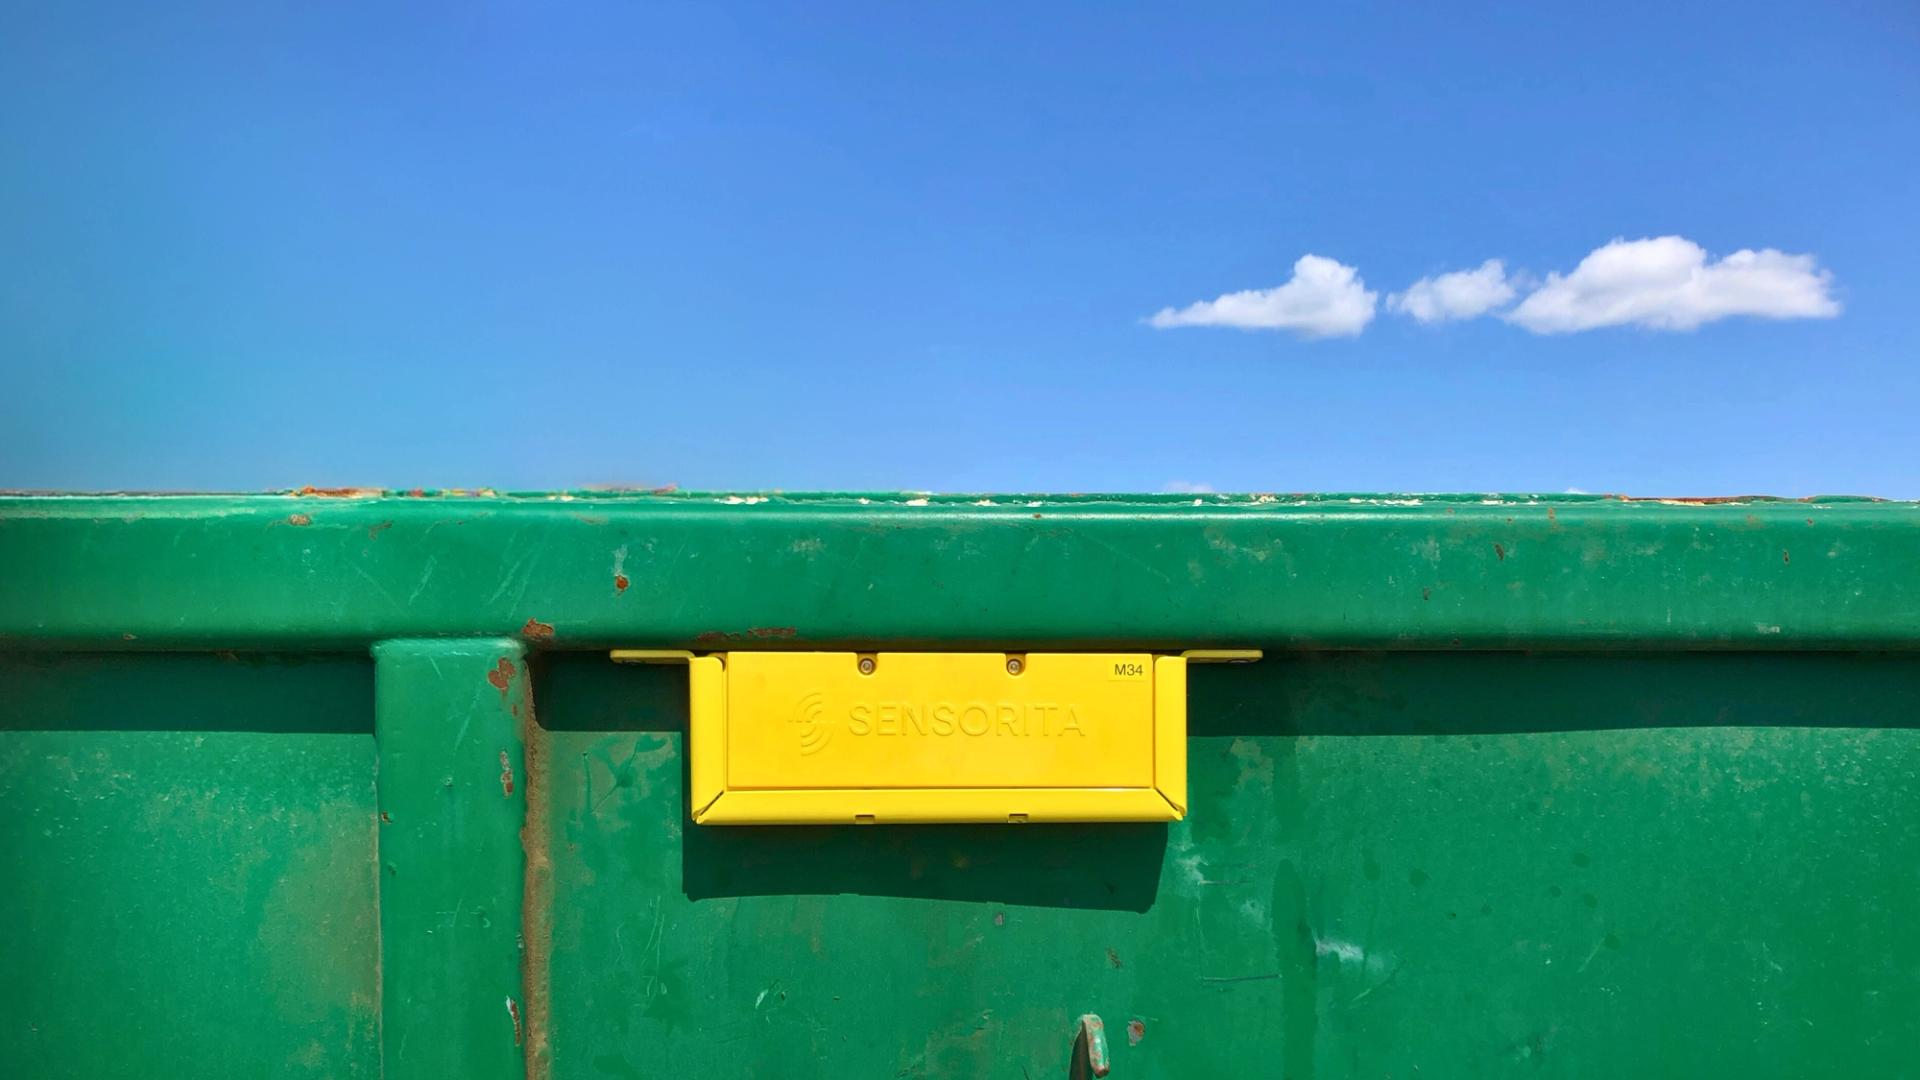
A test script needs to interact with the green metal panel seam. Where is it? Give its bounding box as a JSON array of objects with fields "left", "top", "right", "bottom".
[
  {"left": 2, "top": 494, "right": 1917, "bottom": 650},
  {"left": 373, "top": 638, "right": 530, "bottom": 1079}
]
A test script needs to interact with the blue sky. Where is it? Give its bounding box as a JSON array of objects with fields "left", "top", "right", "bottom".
[{"left": 3, "top": 2, "right": 1916, "bottom": 495}]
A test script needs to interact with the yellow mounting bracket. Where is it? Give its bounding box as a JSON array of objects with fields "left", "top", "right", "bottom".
[{"left": 609, "top": 648, "right": 1261, "bottom": 825}]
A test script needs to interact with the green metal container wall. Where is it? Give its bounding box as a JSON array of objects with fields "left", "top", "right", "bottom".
[{"left": 3, "top": 492, "right": 1917, "bottom": 1078}]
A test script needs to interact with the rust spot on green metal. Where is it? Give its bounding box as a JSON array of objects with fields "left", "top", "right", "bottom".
[
  {"left": 521, "top": 619, "right": 555, "bottom": 643},
  {"left": 1071, "top": 1014, "right": 1110, "bottom": 1078},
  {"left": 294, "top": 486, "right": 383, "bottom": 498}
]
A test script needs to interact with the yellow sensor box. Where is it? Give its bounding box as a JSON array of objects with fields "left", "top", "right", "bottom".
[{"left": 611, "top": 649, "right": 1254, "bottom": 824}]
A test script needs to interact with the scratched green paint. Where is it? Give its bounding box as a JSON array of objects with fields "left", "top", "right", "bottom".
[
  {"left": 3, "top": 494, "right": 1919, "bottom": 649},
  {"left": 0, "top": 653, "right": 379, "bottom": 1078},
  {"left": 374, "top": 639, "right": 530, "bottom": 1080},
  {"left": 535, "top": 653, "right": 1920, "bottom": 1079}
]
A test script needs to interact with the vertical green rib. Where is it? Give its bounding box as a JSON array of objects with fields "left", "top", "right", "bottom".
[{"left": 374, "top": 639, "right": 529, "bottom": 1079}]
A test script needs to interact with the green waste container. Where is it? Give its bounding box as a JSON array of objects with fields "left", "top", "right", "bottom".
[{"left": 3, "top": 491, "right": 1918, "bottom": 1078}]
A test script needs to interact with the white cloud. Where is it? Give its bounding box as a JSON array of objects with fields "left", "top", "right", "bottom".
[
  {"left": 1161, "top": 481, "right": 1215, "bottom": 494},
  {"left": 1387, "top": 259, "right": 1517, "bottom": 323},
  {"left": 1148, "top": 255, "right": 1378, "bottom": 338},
  {"left": 1505, "top": 236, "right": 1840, "bottom": 334}
]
